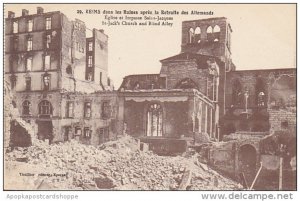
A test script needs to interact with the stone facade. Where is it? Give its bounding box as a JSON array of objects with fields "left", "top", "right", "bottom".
[{"left": 4, "top": 7, "right": 117, "bottom": 146}]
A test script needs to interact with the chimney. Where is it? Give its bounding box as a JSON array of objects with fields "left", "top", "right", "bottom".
[
  {"left": 37, "top": 7, "right": 44, "bottom": 14},
  {"left": 22, "top": 9, "right": 29, "bottom": 16},
  {"left": 7, "top": 11, "right": 15, "bottom": 19}
]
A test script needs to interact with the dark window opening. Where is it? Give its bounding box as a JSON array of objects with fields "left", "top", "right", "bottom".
[
  {"left": 101, "top": 101, "right": 111, "bottom": 119},
  {"left": 25, "top": 77, "right": 31, "bottom": 91},
  {"left": 10, "top": 75, "right": 17, "bottom": 89},
  {"left": 281, "top": 121, "right": 289, "bottom": 129},
  {"left": 38, "top": 100, "right": 53, "bottom": 115},
  {"left": 22, "top": 100, "right": 31, "bottom": 115},
  {"left": 66, "top": 65, "right": 73, "bottom": 75},
  {"left": 43, "top": 74, "right": 50, "bottom": 90},
  {"left": 13, "top": 37, "right": 18, "bottom": 51},
  {"left": 84, "top": 127, "right": 92, "bottom": 139},
  {"left": 84, "top": 102, "right": 91, "bottom": 118},
  {"left": 232, "top": 79, "right": 243, "bottom": 106},
  {"left": 99, "top": 127, "right": 109, "bottom": 144}
]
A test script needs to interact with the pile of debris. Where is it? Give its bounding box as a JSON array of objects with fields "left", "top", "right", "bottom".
[{"left": 5, "top": 135, "right": 241, "bottom": 190}]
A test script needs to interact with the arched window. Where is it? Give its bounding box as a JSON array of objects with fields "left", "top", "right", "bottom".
[
  {"left": 194, "top": 27, "right": 201, "bottom": 43},
  {"left": 232, "top": 79, "right": 243, "bottom": 106},
  {"left": 38, "top": 100, "right": 53, "bottom": 115},
  {"left": 255, "top": 78, "right": 266, "bottom": 107},
  {"left": 258, "top": 92, "right": 265, "bottom": 107},
  {"left": 22, "top": 100, "right": 31, "bottom": 115},
  {"left": 146, "top": 103, "right": 163, "bottom": 137},
  {"left": 189, "top": 28, "right": 194, "bottom": 43},
  {"left": 207, "top": 26, "right": 213, "bottom": 33},
  {"left": 214, "top": 38, "right": 219, "bottom": 42},
  {"left": 214, "top": 25, "right": 221, "bottom": 32}
]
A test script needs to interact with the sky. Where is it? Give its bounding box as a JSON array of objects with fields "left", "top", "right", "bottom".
[{"left": 5, "top": 4, "right": 296, "bottom": 88}]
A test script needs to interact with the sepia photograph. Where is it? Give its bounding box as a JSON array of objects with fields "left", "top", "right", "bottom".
[{"left": 3, "top": 3, "right": 296, "bottom": 192}]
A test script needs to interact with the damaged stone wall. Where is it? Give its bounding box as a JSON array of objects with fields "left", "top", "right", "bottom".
[
  {"left": 4, "top": 81, "right": 37, "bottom": 149},
  {"left": 59, "top": 91, "right": 120, "bottom": 145}
]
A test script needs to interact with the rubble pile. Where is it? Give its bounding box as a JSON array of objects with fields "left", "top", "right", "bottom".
[{"left": 5, "top": 135, "right": 240, "bottom": 190}]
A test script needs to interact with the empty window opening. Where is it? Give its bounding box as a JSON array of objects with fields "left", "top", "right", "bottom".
[
  {"left": 46, "top": 17, "right": 51, "bottom": 30},
  {"left": 28, "top": 19, "right": 33, "bottom": 32},
  {"left": 194, "top": 27, "right": 201, "bottom": 43},
  {"left": 27, "top": 37, "right": 33, "bottom": 51},
  {"left": 46, "top": 34, "right": 51, "bottom": 48},
  {"left": 214, "top": 25, "right": 221, "bottom": 32},
  {"left": 207, "top": 26, "right": 213, "bottom": 33},
  {"left": 13, "top": 21, "right": 18, "bottom": 33},
  {"left": 26, "top": 57, "right": 33, "bottom": 71},
  {"left": 189, "top": 28, "right": 194, "bottom": 43}
]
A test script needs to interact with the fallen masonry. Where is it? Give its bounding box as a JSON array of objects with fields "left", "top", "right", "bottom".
[{"left": 4, "top": 135, "right": 241, "bottom": 190}]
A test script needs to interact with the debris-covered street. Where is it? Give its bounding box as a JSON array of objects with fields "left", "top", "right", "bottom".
[{"left": 5, "top": 136, "right": 241, "bottom": 190}]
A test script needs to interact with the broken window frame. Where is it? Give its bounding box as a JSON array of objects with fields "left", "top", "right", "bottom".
[{"left": 22, "top": 100, "right": 31, "bottom": 115}]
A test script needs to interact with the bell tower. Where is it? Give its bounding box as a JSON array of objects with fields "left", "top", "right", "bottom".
[{"left": 181, "top": 17, "right": 234, "bottom": 72}]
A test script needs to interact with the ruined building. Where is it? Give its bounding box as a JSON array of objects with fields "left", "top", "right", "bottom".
[
  {"left": 119, "top": 17, "right": 296, "bottom": 155},
  {"left": 5, "top": 8, "right": 120, "bottom": 146},
  {"left": 5, "top": 10, "right": 296, "bottom": 156}
]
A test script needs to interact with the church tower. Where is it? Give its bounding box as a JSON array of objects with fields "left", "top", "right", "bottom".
[{"left": 181, "top": 17, "right": 234, "bottom": 72}]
